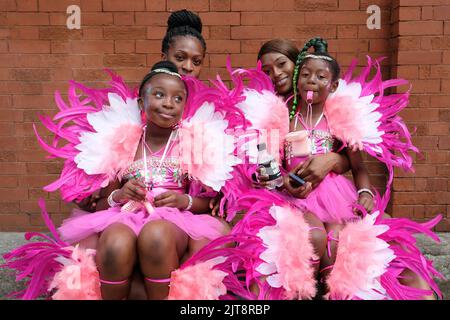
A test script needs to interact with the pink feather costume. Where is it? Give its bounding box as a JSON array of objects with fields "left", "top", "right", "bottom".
[
  {"left": 170, "top": 59, "right": 444, "bottom": 300},
  {"left": 1, "top": 70, "right": 240, "bottom": 300}
]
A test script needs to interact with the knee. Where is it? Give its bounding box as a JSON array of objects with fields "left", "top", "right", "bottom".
[
  {"left": 310, "top": 228, "right": 327, "bottom": 256},
  {"left": 97, "top": 227, "right": 136, "bottom": 269},
  {"left": 137, "top": 221, "right": 177, "bottom": 263}
]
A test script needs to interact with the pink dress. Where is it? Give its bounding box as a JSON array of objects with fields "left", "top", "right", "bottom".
[
  {"left": 58, "top": 141, "right": 226, "bottom": 244},
  {"left": 281, "top": 115, "right": 358, "bottom": 224}
]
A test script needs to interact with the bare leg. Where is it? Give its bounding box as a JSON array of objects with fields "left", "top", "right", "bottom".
[
  {"left": 180, "top": 218, "right": 232, "bottom": 264},
  {"left": 137, "top": 220, "right": 189, "bottom": 300},
  {"left": 96, "top": 223, "right": 137, "bottom": 300},
  {"left": 320, "top": 223, "right": 345, "bottom": 286}
]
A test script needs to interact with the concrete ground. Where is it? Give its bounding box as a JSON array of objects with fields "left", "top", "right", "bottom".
[{"left": 0, "top": 232, "right": 448, "bottom": 300}]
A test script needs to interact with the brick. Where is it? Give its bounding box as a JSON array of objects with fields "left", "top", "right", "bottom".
[
  {"left": 113, "top": 12, "right": 135, "bottom": 26},
  {"left": 338, "top": 0, "right": 359, "bottom": 10},
  {"left": 146, "top": 0, "right": 166, "bottom": 11},
  {"left": 103, "top": 54, "right": 146, "bottom": 67},
  {"left": 430, "top": 95, "right": 450, "bottom": 107},
  {"left": 51, "top": 40, "right": 70, "bottom": 53},
  {"left": 83, "top": 13, "right": 114, "bottom": 26},
  {"left": 39, "top": 27, "right": 83, "bottom": 40},
  {"left": 0, "top": 214, "right": 29, "bottom": 227},
  {"left": 167, "top": 0, "right": 209, "bottom": 11},
  {"left": 207, "top": 40, "right": 240, "bottom": 53},
  {"left": 395, "top": 65, "right": 419, "bottom": 79},
  {"left": 103, "top": 0, "right": 145, "bottom": 11},
  {"left": 397, "top": 51, "right": 441, "bottom": 65},
  {"left": 115, "top": 40, "right": 135, "bottom": 53},
  {"left": 337, "top": 25, "right": 358, "bottom": 39},
  {"left": 399, "top": 21, "right": 443, "bottom": 35},
  {"left": 103, "top": 27, "right": 146, "bottom": 39},
  {"left": 393, "top": 178, "right": 415, "bottom": 191},
  {"left": 135, "top": 12, "right": 169, "bottom": 25},
  {"left": 268, "top": 25, "right": 337, "bottom": 38},
  {"left": 439, "top": 110, "right": 450, "bottom": 122},
  {"left": 48, "top": 13, "right": 66, "bottom": 25},
  {"left": 0, "top": 0, "right": 17, "bottom": 11},
  {"left": 9, "top": 40, "right": 50, "bottom": 53},
  {"left": 327, "top": 39, "right": 369, "bottom": 52},
  {"left": 38, "top": 0, "right": 82, "bottom": 11},
  {"left": 0, "top": 188, "right": 29, "bottom": 201},
  {"left": 13, "top": 95, "right": 54, "bottom": 108},
  {"left": 200, "top": 12, "right": 240, "bottom": 26},
  {"left": 399, "top": 7, "right": 421, "bottom": 20},
  {"left": 10, "top": 68, "right": 51, "bottom": 81},
  {"left": 136, "top": 40, "right": 161, "bottom": 53},
  {"left": 7, "top": 12, "right": 49, "bottom": 25},
  {"left": 71, "top": 40, "right": 114, "bottom": 53},
  {"left": 445, "top": 21, "right": 450, "bottom": 34},
  {"left": 295, "top": 0, "right": 338, "bottom": 10},
  {"left": 16, "top": 0, "right": 38, "bottom": 11},
  {"left": 147, "top": 27, "right": 167, "bottom": 40},
  {"left": 231, "top": 26, "right": 273, "bottom": 39},
  {"left": 210, "top": 0, "right": 231, "bottom": 11},
  {"left": 439, "top": 136, "right": 450, "bottom": 149},
  {"left": 433, "top": 6, "right": 450, "bottom": 20},
  {"left": 231, "top": 0, "right": 274, "bottom": 11},
  {"left": 305, "top": 11, "right": 367, "bottom": 25},
  {"left": 241, "top": 12, "right": 304, "bottom": 25},
  {"left": 209, "top": 26, "right": 230, "bottom": 39},
  {"left": 80, "top": 0, "right": 102, "bottom": 11},
  {"left": 73, "top": 69, "right": 114, "bottom": 81},
  {"left": 422, "top": 6, "right": 433, "bottom": 20},
  {"left": 9, "top": 26, "right": 38, "bottom": 39},
  {"left": 431, "top": 36, "right": 450, "bottom": 50},
  {"left": 401, "top": 108, "right": 440, "bottom": 121},
  {"left": 428, "top": 123, "right": 449, "bottom": 136},
  {"left": 443, "top": 52, "right": 450, "bottom": 64}
]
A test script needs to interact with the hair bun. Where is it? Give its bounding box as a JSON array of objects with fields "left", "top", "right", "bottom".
[
  {"left": 167, "top": 9, "right": 202, "bottom": 33},
  {"left": 150, "top": 60, "right": 179, "bottom": 74}
]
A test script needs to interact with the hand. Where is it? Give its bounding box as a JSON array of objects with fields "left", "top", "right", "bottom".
[
  {"left": 116, "top": 179, "right": 147, "bottom": 203},
  {"left": 77, "top": 190, "right": 101, "bottom": 212},
  {"left": 354, "top": 192, "right": 374, "bottom": 216},
  {"left": 153, "top": 191, "right": 189, "bottom": 210},
  {"left": 209, "top": 193, "right": 226, "bottom": 218},
  {"left": 252, "top": 167, "right": 270, "bottom": 189},
  {"left": 294, "top": 154, "right": 336, "bottom": 189},
  {"left": 283, "top": 174, "right": 313, "bottom": 199}
]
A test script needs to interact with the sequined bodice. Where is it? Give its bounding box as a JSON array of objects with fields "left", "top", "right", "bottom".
[
  {"left": 284, "top": 116, "right": 336, "bottom": 170},
  {"left": 123, "top": 155, "right": 187, "bottom": 191}
]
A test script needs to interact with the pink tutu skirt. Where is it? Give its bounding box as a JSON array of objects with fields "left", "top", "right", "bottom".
[
  {"left": 58, "top": 206, "right": 226, "bottom": 244},
  {"left": 281, "top": 172, "right": 358, "bottom": 224}
]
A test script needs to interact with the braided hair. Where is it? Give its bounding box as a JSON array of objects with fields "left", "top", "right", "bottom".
[
  {"left": 161, "top": 9, "right": 206, "bottom": 56},
  {"left": 290, "top": 37, "right": 340, "bottom": 119}
]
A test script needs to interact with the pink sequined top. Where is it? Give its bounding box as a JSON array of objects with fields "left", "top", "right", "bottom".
[{"left": 284, "top": 115, "right": 336, "bottom": 171}]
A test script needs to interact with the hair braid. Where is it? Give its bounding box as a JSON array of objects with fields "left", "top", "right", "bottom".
[{"left": 290, "top": 37, "right": 329, "bottom": 119}]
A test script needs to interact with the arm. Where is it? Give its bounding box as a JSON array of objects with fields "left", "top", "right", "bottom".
[
  {"left": 94, "top": 179, "right": 147, "bottom": 211},
  {"left": 346, "top": 149, "right": 374, "bottom": 214},
  {"left": 94, "top": 179, "right": 122, "bottom": 211},
  {"left": 153, "top": 192, "right": 212, "bottom": 214}
]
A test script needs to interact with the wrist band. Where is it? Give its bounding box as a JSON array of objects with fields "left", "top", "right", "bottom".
[
  {"left": 185, "top": 194, "right": 193, "bottom": 211},
  {"left": 357, "top": 188, "right": 374, "bottom": 198},
  {"left": 107, "top": 189, "right": 121, "bottom": 207}
]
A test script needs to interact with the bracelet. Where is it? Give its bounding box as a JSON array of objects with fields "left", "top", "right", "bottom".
[
  {"left": 107, "top": 189, "right": 121, "bottom": 207},
  {"left": 357, "top": 188, "right": 374, "bottom": 198},
  {"left": 185, "top": 194, "right": 193, "bottom": 211}
]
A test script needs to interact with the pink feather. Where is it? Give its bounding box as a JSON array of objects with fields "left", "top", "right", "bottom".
[
  {"left": 168, "top": 257, "right": 228, "bottom": 300},
  {"left": 256, "top": 205, "right": 317, "bottom": 300},
  {"left": 49, "top": 246, "right": 101, "bottom": 300}
]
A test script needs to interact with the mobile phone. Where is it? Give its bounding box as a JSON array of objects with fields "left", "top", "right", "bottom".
[{"left": 288, "top": 172, "right": 306, "bottom": 188}]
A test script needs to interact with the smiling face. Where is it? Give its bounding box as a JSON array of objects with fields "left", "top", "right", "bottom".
[
  {"left": 260, "top": 52, "right": 295, "bottom": 97},
  {"left": 139, "top": 73, "right": 187, "bottom": 128},
  {"left": 297, "top": 58, "right": 338, "bottom": 105},
  {"left": 162, "top": 35, "right": 205, "bottom": 79}
]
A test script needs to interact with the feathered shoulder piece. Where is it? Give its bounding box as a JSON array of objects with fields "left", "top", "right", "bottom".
[
  {"left": 324, "top": 56, "right": 419, "bottom": 191},
  {"left": 34, "top": 71, "right": 141, "bottom": 202}
]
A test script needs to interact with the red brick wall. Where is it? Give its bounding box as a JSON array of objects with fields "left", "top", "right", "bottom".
[{"left": 0, "top": 0, "right": 447, "bottom": 231}]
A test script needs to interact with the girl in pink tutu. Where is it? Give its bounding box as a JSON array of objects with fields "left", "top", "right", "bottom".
[{"left": 171, "top": 38, "right": 442, "bottom": 300}]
